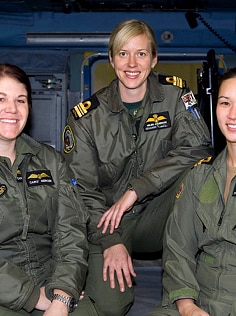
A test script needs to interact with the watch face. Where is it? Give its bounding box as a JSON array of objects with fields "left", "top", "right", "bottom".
[{"left": 69, "top": 297, "right": 77, "bottom": 313}]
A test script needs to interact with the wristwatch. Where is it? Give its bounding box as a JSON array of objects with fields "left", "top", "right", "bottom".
[{"left": 52, "top": 293, "right": 77, "bottom": 313}]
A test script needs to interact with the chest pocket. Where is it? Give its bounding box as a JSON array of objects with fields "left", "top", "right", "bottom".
[{"left": 22, "top": 166, "right": 57, "bottom": 233}]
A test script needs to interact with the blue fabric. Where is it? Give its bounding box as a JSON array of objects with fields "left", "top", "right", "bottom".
[{"left": 127, "top": 266, "right": 162, "bottom": 315}]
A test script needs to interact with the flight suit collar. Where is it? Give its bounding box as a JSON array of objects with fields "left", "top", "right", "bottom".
[
  {"left": 0, "top": 134, "right": 41, "bottom": 173},
  {"left": 107, "top": 79, "right": 124, "bottom": 113},
  {"left": 213, "top": 147, "right": 227, "bottom": 168},
  {"left": 107, "top": 72, "right": 165, "bottom": 113},
  {"left": 148, "top": 71, "right": 166, "bottom": 103},
  {"left": 16, "top": 133, "right": 41, "bottom": 156}
]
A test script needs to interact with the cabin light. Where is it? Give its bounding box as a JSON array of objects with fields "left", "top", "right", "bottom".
[
  {"left": 161, "top": 31, "right": 174, "bottom": 43},
  {"left": 26, "top": 32, "right": 110, "bottom": 46}
]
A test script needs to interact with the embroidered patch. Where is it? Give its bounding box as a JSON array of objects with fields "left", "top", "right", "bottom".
[
  {"left": 182, "top": 91, "right": 200, "bottom": 120},
  {"left": 63, "top": 125, "right": 75, "bottom": 154},
  {"left": 176, "top": 182, "right": 184, "bottom": 199},
  {"left": 0, "top": 184, "right": 7, "bottom": 197},
  {"left": 16, "top": 169, "right": 23, "bottom": 182},
  {"left": 144, "top": 111, "right": 171, "bottom": 131},
  {"left": 181, "top": 91, "right": 197, "bottom": 109},
  {"left": 199, "top": 175, "right": 218, "bottom": 203},
  {"left": 26, "top": 170, "right": 54, "bottom": 187}
]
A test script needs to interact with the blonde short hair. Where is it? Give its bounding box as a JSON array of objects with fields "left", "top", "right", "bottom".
[{"left": 109, "top": 19, "right": 157, "bottom": 59}]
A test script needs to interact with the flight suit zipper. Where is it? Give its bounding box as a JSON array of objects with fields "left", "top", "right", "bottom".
[{"left": 18, "top": 154, "right": 33, "bottom": 240}]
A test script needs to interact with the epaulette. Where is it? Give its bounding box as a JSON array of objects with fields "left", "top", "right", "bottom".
[
  {"left": 193, "top": 156, "right": 213, "bottom": 168},
  {"left": 176, "top": 155, "right": 214, "bottom": 200},
  {"left": 71, "top": 94, "right": 100, "bottom": 120},
  {"left": 158, "top": 74, "right": 186, "bottom": 89}
]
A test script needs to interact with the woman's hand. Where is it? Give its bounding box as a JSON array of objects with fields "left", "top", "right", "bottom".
[
  {"left": 35, "top": 287, "right": 51, "bottom": 311},
  {"left": 97, "top": 190, "right": 138, "bottom": 234},
  {"left": 103, "top": 244, "right": 136, "bottom": 292},
  {"left": 176, "top": 299, "right": 210, "bottom": 316}
]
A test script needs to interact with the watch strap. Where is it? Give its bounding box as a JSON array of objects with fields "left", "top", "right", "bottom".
[{"left": 52, "top": 293, "right": 77, "bottom": 313}]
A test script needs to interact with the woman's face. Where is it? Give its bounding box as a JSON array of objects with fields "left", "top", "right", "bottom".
[
  {"left": 0, "top": 76, "right": 29, "bottom": 143},
  {"left": 109, "top": 33, "right": 157, "bottom": 100},
  {"left": 217, "top": 77, "right": 236, "bottom": 144}
]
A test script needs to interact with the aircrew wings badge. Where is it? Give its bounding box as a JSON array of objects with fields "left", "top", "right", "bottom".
[
  {"left": 144, "top": 111, "right": 171, "bottom": 131},
  {"left": 26, "top": 170, "right": 54, "bottom": 186}
]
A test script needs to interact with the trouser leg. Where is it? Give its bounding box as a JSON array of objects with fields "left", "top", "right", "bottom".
[
  {"left": 0, "top": 308, "right": 45, "bottom": 316},
  {"left": 84, "top": 243, "right": 134, "bottom": 316},
  {"left": 84, "top": 171, "right": 189, "bottom": 316},
  {"left": 147, "top": 306, "right": 181, "bottom": 316},
  {"left": 131, "top": 184, "right": 177, "bottom": 253},
  {"left": 83, "top": 182, "right": 178, "bottom": 316},
  {"left": 73, "top": 295, "right": 104, "bottom": 316},
  {"left": 0, "top": 308, "right": 29, "bottom": 316},
  {"left": 0, "top": 298, "right": 104, "bottom": 316},
  {"left": 0, "top": 297, "right": 104, "bottom": 316}
]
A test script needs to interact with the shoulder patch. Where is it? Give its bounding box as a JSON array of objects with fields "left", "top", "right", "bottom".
[
  {"left": 158, "top": 74, "right": 186, "bottom": 89},
  {"left": 0, "top": 183, "right": 7, "bottom": 197},
  {"left": 193, "top": 156, "right": 213, "bottom": 168},
  {"left": 71, "top": 94, "right": 100, "bottom": 120},
  {"left": 176, "top": 182, "right": 184, "bottom": 199},
  {"left": 63, "top": 125, "right": 75, "bottom": 154}
]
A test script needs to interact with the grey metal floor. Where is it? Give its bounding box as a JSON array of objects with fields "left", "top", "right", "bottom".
[{"left": 127, "top": 263, "right": 163, "bottom": 316}]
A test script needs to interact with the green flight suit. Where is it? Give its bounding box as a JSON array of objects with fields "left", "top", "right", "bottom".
[
  {"left": 150, "top": 148, "right": 236, "bottom": 316},
  {"left": 63, "top": 71, "right": 213, "bottom": 316},
  {"left": 0, "top": 134, "right": 101, "bottom": 315}
]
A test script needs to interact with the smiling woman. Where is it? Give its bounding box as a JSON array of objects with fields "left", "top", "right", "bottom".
[
  {"left": 63, "top": 19, "right": 213, "bottom": 316},
  {"left": 148, "top": 67, "right": 236, "bottom": 316},
  {"left": 0, "top": 63, "right": 100, "bottom": 316},
  {"left": 109, "top": 33, "right": 157, "bottom": 102},
  {"left": 216, "top": 73, "right": 236, "bottom": 146},
  {"left": 0, "top": 65, "right": 30, "bottom": 163}
]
